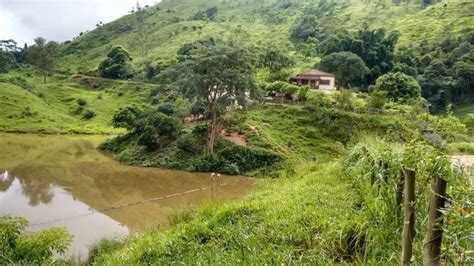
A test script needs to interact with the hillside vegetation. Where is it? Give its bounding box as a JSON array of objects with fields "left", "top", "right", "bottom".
[
  {"left": 61, "top": 0, "right": 473, "bottom": 71},
  {"left": 90, "top": 101, "right": 472, "bottom": 264},
  {"left": 0, "top": 0, "right": 473, "bottom": 264},
  {"left": 0, "top": 68, "right": 153, "bottom": 134}
]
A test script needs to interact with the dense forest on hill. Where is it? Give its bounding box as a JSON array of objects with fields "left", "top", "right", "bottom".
[{"left": 0, "top": 0, "right": 473, "bottom": 265}]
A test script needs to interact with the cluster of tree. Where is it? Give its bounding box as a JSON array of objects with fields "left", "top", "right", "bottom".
[
  {"left": 319, "top": 27, "right": 399, "bottom": 86},
  {"left": 158, "top": 41, "right": 256, "bottom": 153},
  {"left": 0, "top": 39, "right": 26, "bottom": 73},
  {"left": 112, "top": 104, "right": 181, "bottom": 150},
  {"left": 192, "top": 7, "right": 218, "bottom": 21},
  {"left": 394, "top": 30, "right": 474, "bottom": 110},
  {"left": 0, "top": 38, "right": 60, "bottom": 83},
  {"left": 98, "top": 46, "right": 135, "bottom": 79}
]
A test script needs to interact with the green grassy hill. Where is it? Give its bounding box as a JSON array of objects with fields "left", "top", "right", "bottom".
[
  {"left": 0, "top": 68, "right": 153, "bottom": 134},
  {"left": 60, "top": 0, "right": 473, "bottom": 73}
]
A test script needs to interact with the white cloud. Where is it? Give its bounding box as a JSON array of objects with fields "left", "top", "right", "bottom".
[{"left": 0, "top": 0, "right": 158, "bottom": 46}]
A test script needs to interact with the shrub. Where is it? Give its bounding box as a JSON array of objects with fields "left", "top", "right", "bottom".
[
  {"left": 157, "top": 102, "right": 175, "bottom": 116},
  {"left": 367, "top": 90, "right": 388, "bottom": 109},
  {"left": 308, "top": 92, "right": 333, "bottom": 107},
  {"left": 21, "top": 106, "right": 37, "bottom": 117},
  {"left": 112, "top": 105, "right": 144, "bottom": 131},
  {"left": 88, "top": 238, "right": 125, "bottom": 264},
  {"left": 192, "top": 123, "right": 211, "bottom": 139},
  {"left": 77, "top": 98, "right": 87, "bottom": 106},
  {"left": 0, "top": 215, "right": 72, "bottom": 264},
  {"left": 217, "top": 145, "right": 280, "bottom": 174},
  {"left": 298, "top": 86, "right": 310, "bottom": 102},
  {"left": 334, "top": 90, "right": 354, "bottom": 110},
  {"left": 265, "top": 81, "right": 299, "bottom": 98},
  {"left": 176, "top": 134, "right": 203, "bottom": 153},
  {"left": 73, "top": 105, "right": 84, "bottom": 115},
  {"left": 373, "top": 72, "right": 421, "bottom": 103},
  {"left": 82, "top": 110, "right": 96, "bottom": 120},
  {"left": 98, "top": 46, "right": 135, "bottom": 79}
]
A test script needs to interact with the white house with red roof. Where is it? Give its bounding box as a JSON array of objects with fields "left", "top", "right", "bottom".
[{"left": 290, "top": 69, "right": 336, "bottom": 92}]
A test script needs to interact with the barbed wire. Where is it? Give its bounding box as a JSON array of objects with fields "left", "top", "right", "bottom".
[{"left": 29, "top": 177, "right": 259, "bottom": 227}]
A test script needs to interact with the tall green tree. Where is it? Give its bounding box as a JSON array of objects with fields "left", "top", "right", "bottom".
[
  {"left": 98, "top": 46, "right": 135, "bottom": 79},
  {"left": 159, "top": 43, "right": 256, "bottom": 153},
  {"left": 26, "top": 37, "right": 59, "bottom": 83},
  {"left": 319, "top": 51, "right": 369, "bottom": 88}
]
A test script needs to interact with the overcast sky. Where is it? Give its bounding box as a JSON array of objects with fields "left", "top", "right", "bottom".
[{"left": 0, "top": 0, "right": 159, "bottom": 46}]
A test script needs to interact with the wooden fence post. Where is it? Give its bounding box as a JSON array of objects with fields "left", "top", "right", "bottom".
[
  {"left": 402, "top": 168, "right": 416, "bottom": 266},
  {"left": 423, "top": 176, "right": 447, "bottom": 266},
  {"left": 395, "top": 168, "right": 405, "bottom": 219}
]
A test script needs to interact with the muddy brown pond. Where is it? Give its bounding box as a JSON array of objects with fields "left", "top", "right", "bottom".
[{"left": 0, "top": 133, "right": 255, "bottom": 259}]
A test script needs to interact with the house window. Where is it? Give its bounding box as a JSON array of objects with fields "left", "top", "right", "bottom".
[{"left": 320, "top": 79, "right": 330, "bottom": 85}]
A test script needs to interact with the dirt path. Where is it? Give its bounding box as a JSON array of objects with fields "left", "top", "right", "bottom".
[{"left": 221, "top": 130, "right": 248, "bottom": 146}]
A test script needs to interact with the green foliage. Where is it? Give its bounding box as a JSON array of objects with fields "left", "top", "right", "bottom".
[
  {"left": 98, "top": 46, "right": 135, "bottom": 79},
  {"left": 259, "top": 47, "right": 294, "bottom": 72},
  {"left": 217, "top": 145, "right": 280, "bottom": 174},
  {"left": 319, "top": 28, "right": 399, "bottom": 85},
  {"left": 159, "top": 42, "right": 256, "bottom": 153},
  {"left": 290, "top": 16, "right": 321, "bottom": 42},
  {"left": 264, "top": 81, "right": 299, "bottom": 98},
  {"left": 192, "top": 7, "right": 218, "bottom": 21},
  {"left": 223, "top": 110, "right": 246, "bottom": 134},
  {"left": 367, "top": 90, "right": 387, "bottom": 109},
  {"left": 82, "top": 109, "right": 96, "bottom": 120},
  {"left": 344, "top": 139, "right": 472, "bottom": 264},
  {"left": 0, "top": 215, "right": 72, "bottom": 264},
  {"left": 7, "top": 76, "right": 35, "bottom": 91},
  {"left": 319, "top": 52, "right": 369, "bottom": 88},
  {"left": 333, "top": 90, "right": 354, "bottom": 110},
  {"left": 373, "top": 72, "right": 421, "bottom": 103},
  {"left": 87, "top": 238, "right": 126, "bottom": 264},
  {"left": 112, "top": 104, "right": 145, "bottom": 131},
  {"left": 26, "top": 37, "right": 59, "bottom": 83},
  {"left": 76, "top": 98, "right": 87, "bottom": 106},
  {"left": 297, "top": 86, "right": 310, "bottom": 102},
  {"left": 0, "top": 49, "right": 16, "bottom": 73},
  {"left": 176, "top": 133, "right": 204, "bottom": 154}
]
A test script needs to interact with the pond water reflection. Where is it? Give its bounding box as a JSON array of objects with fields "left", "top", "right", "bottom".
[{"left": 0, "top": 133, "right": 254, "bottom": 259}]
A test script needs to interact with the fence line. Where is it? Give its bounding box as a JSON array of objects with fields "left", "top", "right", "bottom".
[{"left": 29, "top": 178, "right": 258, "bottom": 227}]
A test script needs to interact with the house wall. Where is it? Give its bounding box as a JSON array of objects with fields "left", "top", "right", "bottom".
[{"left": 318, "top": 77, "right": 336, "bottom": 91}]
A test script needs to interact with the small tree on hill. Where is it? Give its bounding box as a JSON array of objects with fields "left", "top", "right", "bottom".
[
  {"left": 319, "top": 51, "right": 369, "bottom": 88},
  {"left": 373, "top": 72, "right": 421, "bottom": 103},
  {"left": 98, "top": 46, "right": 135, "bottom": 79},
  {"left": 159, "top": 43, "right": 256, "bottom": 154},
  {"left": 26, "top": 37, "right": 59, "bottom": 83}
]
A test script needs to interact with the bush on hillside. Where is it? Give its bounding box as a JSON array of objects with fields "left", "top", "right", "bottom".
[
  {"left": 373, "top": 72, "right": 421, "bottom": 103},
  {"left": 82, "top": 109, "right": 96, "bottom": 120},
  {"left": 77, "top": 98, "right": 87, "bottom": 106},
  {"left": 217, "top": 145, "right": 280, "bottom": 174},
  {"left": 98, "top": 46, "right": 135, "bottom": 79},
  {"left": 367, "top": 90, "right": 388, "bottom": 109}
]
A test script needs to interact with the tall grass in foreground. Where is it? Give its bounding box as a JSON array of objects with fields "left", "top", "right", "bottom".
[{"left": 344, "top": 138, "right": 473, "bottom": 264}]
